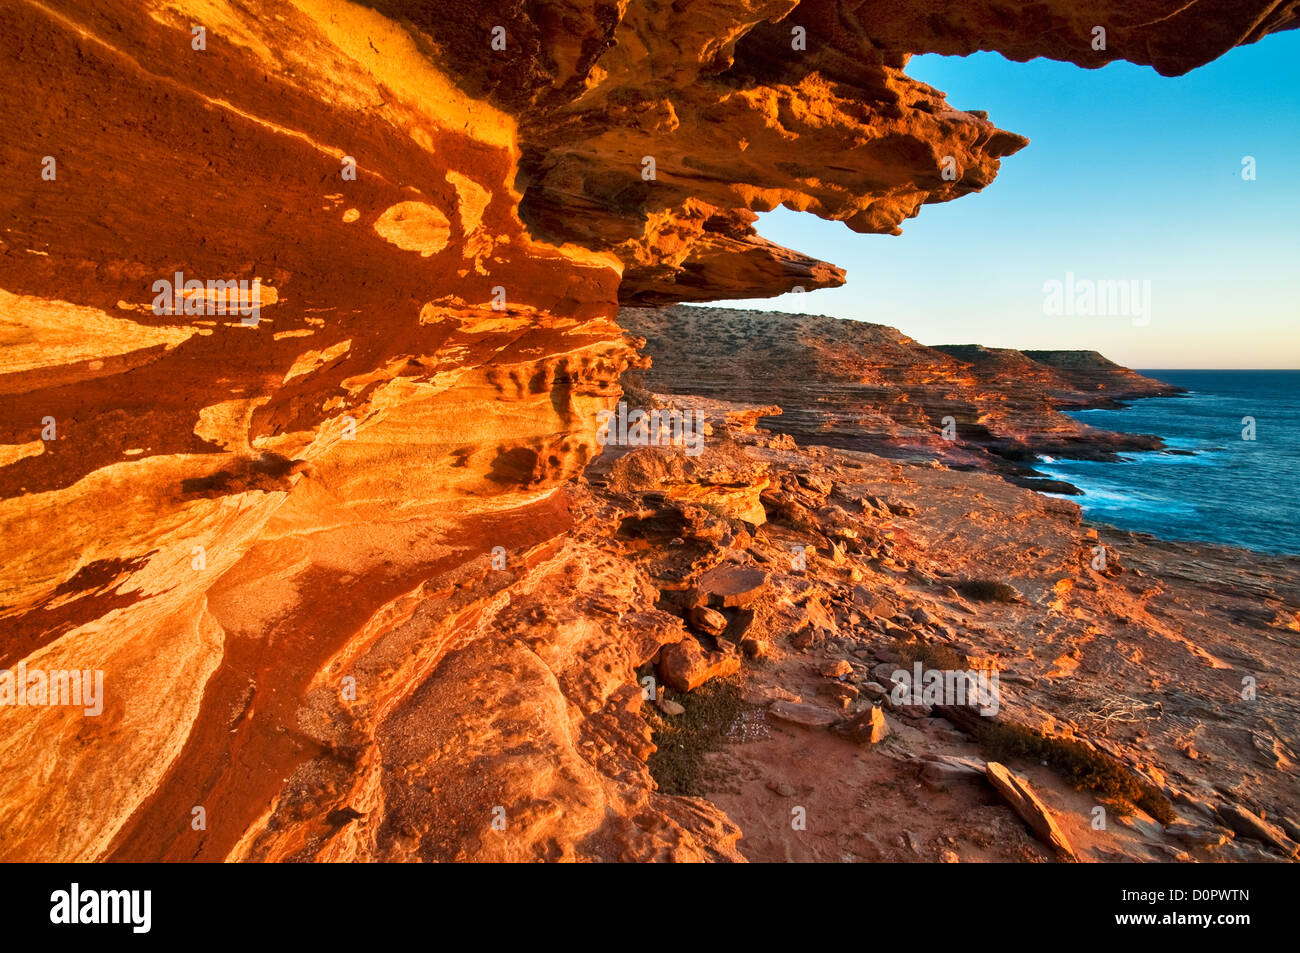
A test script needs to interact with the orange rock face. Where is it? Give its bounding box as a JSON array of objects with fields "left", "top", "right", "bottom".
[
  {"left": 622, "top": 306, "right": 1183, "bottom": 477},
  {"left": 0, "top": 1, "right": 1293, "bottom": 861}
]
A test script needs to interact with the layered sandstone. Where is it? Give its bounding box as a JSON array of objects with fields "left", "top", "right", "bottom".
[
  {"left": 0, "top": 1, "right": 1294, "bottom": 862},
  {"left": 623, "top": 305, "right": 1183, "bottom": 476}
]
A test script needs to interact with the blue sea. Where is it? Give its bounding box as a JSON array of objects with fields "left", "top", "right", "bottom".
[{"left": 1034, "top": 370, "right": 1300, "bottom": 555}]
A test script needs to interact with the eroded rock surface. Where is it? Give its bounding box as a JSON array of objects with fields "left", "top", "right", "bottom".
[{"left": 622, "top": 305, "right": 1183, "bottom": 475}]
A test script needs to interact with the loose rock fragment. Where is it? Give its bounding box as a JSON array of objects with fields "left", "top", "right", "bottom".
[
  {"left": 985, "top": 762, "right": 1076, "bottom": 860},
  {"left": 768, "top": 700, "right": 840, "bottom": 729},
  {"left": 658, "top": 636, "right": 741, "bottom": 693},
  {"left": 832, "top": 705, "right": 891, "bottom": 744}
]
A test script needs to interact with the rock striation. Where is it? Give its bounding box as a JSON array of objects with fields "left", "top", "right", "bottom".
[{"left": 623, "top": 305, "right": 1184, "bottom": 477}]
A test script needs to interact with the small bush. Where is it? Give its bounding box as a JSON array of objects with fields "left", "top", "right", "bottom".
[
  {"left": 645, "top": 672, "right": 751, "bottom": 797},
  {"left": 895, "top": 639, "right": 969, "bottom": 672},
  {"left": 959, "top": 578, "right": 1022, "bottom": 603},
  {"left": 975, "top": 720, "right": 1176, "bottom": 824}
]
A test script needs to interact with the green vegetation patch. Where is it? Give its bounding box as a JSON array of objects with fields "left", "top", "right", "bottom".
[
  {"left": 644, "top": 672, "right": 751, "bottom": 797},
  {"left": 958, "top": 578, "right": 1022, "bottom": 603}
]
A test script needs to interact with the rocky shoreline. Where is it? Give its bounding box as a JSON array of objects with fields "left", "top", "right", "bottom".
[
  {"left": 582, "top": 373, "right": 1300, "bottom": 862},
  {"left": 622, "top": 305, "right": 1189, "bottom": 493}
]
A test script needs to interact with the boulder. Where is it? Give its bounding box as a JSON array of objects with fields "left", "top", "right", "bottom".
[
  {"left": 872, "top": 662, "right": 904, "bottom": 685},
  {"left": 851, "top": 586, "right": 893, "bottom": 619},
  {"left": 819, "top": 659, "right": 854, "bottom": 679},
  {"left": 620, "top": 609, "right": 689, "bottom": 666},
  {"left": 861, "top": 681, "right": 888, "bottom": 700},
  {"left": 657, "top": 636, "right": 740, "bottom": 692},
  {"left": 832, "top": 705, "right": 891, "bottom": 744},
  {"left": 687, "top": 605, "right": 728, "bottom": 637},
  {"left": 910, "top": 606, "right": 937, "bottom": 626}
]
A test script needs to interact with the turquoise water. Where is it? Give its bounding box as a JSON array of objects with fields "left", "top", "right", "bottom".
[{"left": 1034, "top": 370, "right": 1300, "bottom": 555}]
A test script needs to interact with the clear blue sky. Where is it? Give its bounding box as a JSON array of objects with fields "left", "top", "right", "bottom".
[{"left": 706, "top": 32, "right": 1300, "bottom": 369}]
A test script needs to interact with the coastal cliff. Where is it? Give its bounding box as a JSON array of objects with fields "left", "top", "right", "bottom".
[{"left": 623, "top": 305, "right": 1185, "bottom": 474}]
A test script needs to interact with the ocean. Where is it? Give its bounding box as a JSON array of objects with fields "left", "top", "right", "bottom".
[{"left": 1034, "top": 370, "right": 1300, "bottom": 555}]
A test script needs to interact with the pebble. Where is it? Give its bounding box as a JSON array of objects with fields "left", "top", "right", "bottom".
[
  {"left": 820, "top": 659, "right": 854, "bottom": 679},
  {"left": 656, "top": 697, "right": 686, "bottom": 716}
]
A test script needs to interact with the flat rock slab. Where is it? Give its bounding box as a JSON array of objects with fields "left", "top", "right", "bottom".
[
  {"left": 695, "top": 564, "right": 769, "bottom": 608},
  {"left": 768, "top": 700, "right": 839, "bottom": 729},
  {"left": 743, "top": 685, "right": 801, "bottom": 706},
  {"left": 923, "top": 753, "right": 987, "bottom": 774},
  {"left": 918, "top": 756, "right": 986, "bottom": 790},
  {"left": 986, "top": 762, "right": 1076, "bottom": 860},
  {"left": 1217, "top": 803, "right": 1300, "bottom": 856}
]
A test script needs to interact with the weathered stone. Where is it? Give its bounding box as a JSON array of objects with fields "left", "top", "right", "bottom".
[
  {"left": 1281, "top": 817, "right": 1300, "bottom": 844},
  {"left": 851, "top": 587, "right": 893, "bottom": 618},
  {"left": 872, "top": 662, "right": 904, "bottom": 685},
  {"left": 768, "top": 701, "right": 840, "bottom": 729},
  {"left": 792, "top": 628, "right": 822, "bottom": 649},
  {"left": 687, "top": 605, "right": 729, "bottom": 638},
  {"left": 1216, "top": 803, "right": 1300, "bottom": 856},
  {"left": 911, "top": 606, "right": 937, "bottom": 626},
  {"left": 695, "top": 563, "right": 770, "bottom": 608},
  {"left": 832, "top": 705, "right": 891, "bottom": 744},
  {"left": 658, "top": 636, "right": 741, "bottom": 693},
  {"left": 820, "top": 659, "right": 854, "bottom": 679},
  {"left": 985, "top": 763, "right": 1076, "bottom": 860},
  {"left": 1165, "top": 822, "right": 1232, "bottom": 849}
]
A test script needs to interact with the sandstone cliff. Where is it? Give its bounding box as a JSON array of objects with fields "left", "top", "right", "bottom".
[{"left": 623, "top": 305, "right": 1183, "bottom": 474}]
